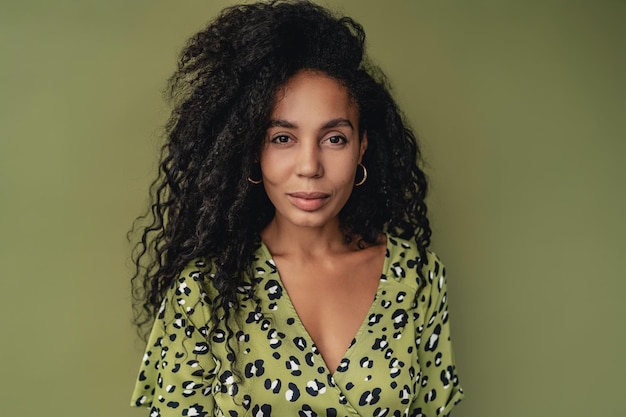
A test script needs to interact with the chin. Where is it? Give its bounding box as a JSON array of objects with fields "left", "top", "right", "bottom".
[
  {"left": 279, "top": 209, "right": 340, "bottom": 229},
  {"left": 289, "top": 217, "right": 333, "bottom": 229}
]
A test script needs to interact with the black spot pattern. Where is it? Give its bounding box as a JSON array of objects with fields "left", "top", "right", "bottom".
[{"left": 131, "top": 235, "right": 464, "bottom": 416}]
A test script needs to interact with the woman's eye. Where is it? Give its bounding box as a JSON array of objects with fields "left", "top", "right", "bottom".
[
  {"left": 271, "top": 135, "right": 291, "bottom": 144},
  {"left": 326, "top": 135, "right": 347, "bottom": 145}
]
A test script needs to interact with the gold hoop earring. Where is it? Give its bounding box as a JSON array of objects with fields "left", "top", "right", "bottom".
[
  {"left": 355, "top": 163, "right": 367, "bottom": 187},
  {"left": 247, "top": 163, "right": 263, "bottom": 184}
]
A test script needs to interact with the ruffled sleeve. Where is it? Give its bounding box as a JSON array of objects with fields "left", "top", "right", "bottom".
[
  {"left": 410, "top": 252, "right": 464, "bottom": 416},
  {"left": 131, "top": 260, "right": 218, "bottom": 417}
]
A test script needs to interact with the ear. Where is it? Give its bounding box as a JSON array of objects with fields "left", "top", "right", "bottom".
[{"left": 358, "top": 132, "right": 368, "bottom": 162}]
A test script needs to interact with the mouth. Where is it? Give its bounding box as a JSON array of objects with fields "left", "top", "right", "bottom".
[{"left": 287, "top": 192, "right": 330, "bottom": 211}]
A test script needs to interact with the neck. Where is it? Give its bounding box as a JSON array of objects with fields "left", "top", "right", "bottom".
[{"left": 261, "top": 218, "right": 350, "bottom": 258}]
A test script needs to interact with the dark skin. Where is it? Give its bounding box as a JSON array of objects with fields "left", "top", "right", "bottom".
[
  {"left": 259, "top": 71, "right": 387, "bottom": 373},
  {"left": 261, "top": 231, "right": 386, "bottom": 373}
]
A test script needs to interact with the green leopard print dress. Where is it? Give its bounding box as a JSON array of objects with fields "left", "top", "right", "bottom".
[{"left": 131, "top": 235, "right": 464, "bottom": 416}]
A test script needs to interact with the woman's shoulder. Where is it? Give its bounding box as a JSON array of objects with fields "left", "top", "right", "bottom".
[
  {"left": 175, "top": 257, "right": 214, "bottom": 283},
  {"left": 165, "top": 257, "right": 219, "bottom": 310},
  {"left": 385, "top": 234, "right": 446, "bottom": 291},
  {"left": 169, "top": 245, "right": 268, "bottom": 305}
]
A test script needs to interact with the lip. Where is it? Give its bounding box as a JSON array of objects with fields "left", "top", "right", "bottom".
[{"left": 287, "top": 192, "right": 330, "bottom": 211}]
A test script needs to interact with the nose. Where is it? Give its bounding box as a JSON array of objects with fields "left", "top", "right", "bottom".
[{"left": 294, "top": 141, "right": 323, "bottom": 178}]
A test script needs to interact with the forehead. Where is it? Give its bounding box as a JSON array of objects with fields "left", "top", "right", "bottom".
[{"left": 271, "top": 71, "right": 358, "bottom": 123}]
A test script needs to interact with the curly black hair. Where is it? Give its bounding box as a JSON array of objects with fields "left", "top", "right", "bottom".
[{"left": 130, "top": 0, "right": 431, "bottom": 341}]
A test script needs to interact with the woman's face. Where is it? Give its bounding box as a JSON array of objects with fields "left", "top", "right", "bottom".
[{"left": 260, "top": 70, "right": 367, "bottom": 230}]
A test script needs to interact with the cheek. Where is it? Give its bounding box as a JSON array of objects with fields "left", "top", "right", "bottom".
[
  {"left": 259, "top": 152, "right": 285, "bottom": 182},
  {"left": 328, "top": 167, "right": 358, "bottom": 199},
  {"left": 334, "top": 156, "right": 360, "bottom": 184}
]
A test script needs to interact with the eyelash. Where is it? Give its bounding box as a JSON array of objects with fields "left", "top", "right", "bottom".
[
  {"left": 269, "top": 135, "right": 348, "bottom": 145},
  {"left": 326, "top": 135, "right": 347, "bottom": 145},
  {"left": 270, "top": 135, "right": 291, "bottom": 144}
]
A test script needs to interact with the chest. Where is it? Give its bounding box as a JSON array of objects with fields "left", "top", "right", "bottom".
[
  {"left": 207, "top": 264, "right": 423, "bottom": 416},
  {"left": 272, "top": 252, "right": 384, "bottom": 371}
]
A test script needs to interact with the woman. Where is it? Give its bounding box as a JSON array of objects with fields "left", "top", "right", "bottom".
[{"left": 130, "top": 1, "right": 464, "bottom": 416}]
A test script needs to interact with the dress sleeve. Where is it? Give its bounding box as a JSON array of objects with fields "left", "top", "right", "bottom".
[
  {"left": 131, "top": 262, "right": 218, "bottom": 417},
  {"left": 410, "top": 252, "right": 464, "bottom": 417}
]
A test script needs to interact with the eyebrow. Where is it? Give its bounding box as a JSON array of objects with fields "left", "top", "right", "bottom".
[{"left": 268, "top": 118, "right": 354, "bottom": 130}]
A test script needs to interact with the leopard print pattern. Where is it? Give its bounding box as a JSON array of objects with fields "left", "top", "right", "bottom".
[{"left": 132, "top": 235, "right": 464, "bottom": 416}]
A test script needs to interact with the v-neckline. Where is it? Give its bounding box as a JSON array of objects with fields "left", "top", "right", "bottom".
[{"left": 255, "top": 235, "right": 391, "bottom": 377}]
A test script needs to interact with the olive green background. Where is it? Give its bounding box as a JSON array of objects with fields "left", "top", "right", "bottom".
[{"left": 1, "top": 1, "right": 624, "bottom": 416}]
